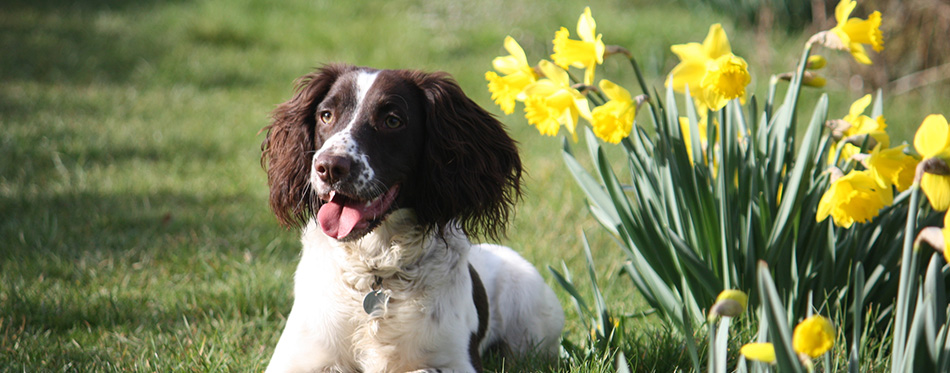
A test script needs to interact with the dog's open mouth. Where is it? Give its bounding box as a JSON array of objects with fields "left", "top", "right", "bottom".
[{"left": 317, "top": 185, "right": 400, "bottom": 240}]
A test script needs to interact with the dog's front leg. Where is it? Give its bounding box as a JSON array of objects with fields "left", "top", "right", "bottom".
[
  {"left": 405, "top": 368, "right": 476, "bottom": 373},
  {"left": 265, "top": 313, "right": 341, "bottom": 373}
]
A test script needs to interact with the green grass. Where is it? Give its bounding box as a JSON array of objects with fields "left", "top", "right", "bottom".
[{"left": 1, "top": 0, "right": 944, "bottom": 371}]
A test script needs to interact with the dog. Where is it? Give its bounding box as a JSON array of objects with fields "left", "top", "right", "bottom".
[{"left": 260, "top": 64, "right": 564, "bottom": 372}]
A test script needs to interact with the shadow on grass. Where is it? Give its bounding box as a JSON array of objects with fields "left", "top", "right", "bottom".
[
  {"left": 0, "top": 1, "right": 295, "bottom": 357},
  {"left": 0, "top": 186, "right": 292, "bottom": 318},
  {"left": 1, "top": 0, "right": 263, "bottom": 89},
  {"left": 0, "top": 0, "right": 183, "bottom": 85}
]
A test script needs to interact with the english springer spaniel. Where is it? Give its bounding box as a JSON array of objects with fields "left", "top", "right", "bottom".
[{"left": 260, "top": 64, "right": 564, "bottom": 372}]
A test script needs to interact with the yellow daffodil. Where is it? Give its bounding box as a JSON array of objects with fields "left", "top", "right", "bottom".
[
  {"left": 710, "top": 289, "right": 748, "bottom": 318},
  {"left": 669, "top": 24, "right": 750, "bottom": 112},
  {"left": 914, "top": 114, "right": 950, "bottom": 210},
  {"left": 914, "top": 114, "right": 950, "bottom": 159},
  {"left": 792, "top": 315, "right": 835, "bottom": 358},
  {"left": 669, "top": 23, "right": 733, "bottom": 94},
  {"left": 522, "top": 60, "right": 591, "bottom": 139},
  {"left": 817, "top": 170, "right": 893, "bottom": 228},
  {"left": 921, "top": 172, "right": 950, "bottom": 211},
  {"left": 486, "top": 36, "right": 538, "bottom": 115},
  {"left": 944, "top": 211, "right": 950, "bottom": 263},
  {"left": 740, "top": 343, "right": 776, "bottom": 364},
  {"left": 551, "top": 7, "right": 605, "bottom": 85},
  {"left": 740, "top": 316, "right": 835, "bottom": 366},
  {"left": 590, "top": 79, "right": 635, "bottom": 144},
  {"left": 830, "top": 0, "right": 884, "bottom": 65},
  {"left": 829, "top": 95, "right": 890, "bottom": 165},
  {"left": 701, "top": 54, "right": 751, "bottom": 111},
  {"left": 865, "top": 144, "right": 919, "bottom": 192}
]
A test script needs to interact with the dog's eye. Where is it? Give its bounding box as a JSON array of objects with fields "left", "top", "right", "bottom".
[
  {"left": 384, "top": 115, "right": 402, "bottom": 129},
  {"left": 320, "top": 111, "right": 333, "bottom": 124}
]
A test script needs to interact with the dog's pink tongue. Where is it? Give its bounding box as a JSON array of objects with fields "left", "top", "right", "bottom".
[{"left": 317, "top": 195, "right": 363, "bottom": 240}]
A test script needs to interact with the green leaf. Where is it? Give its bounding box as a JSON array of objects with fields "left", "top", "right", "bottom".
[
  {"left": 562, "top": 148, "right": 621, "bottom": 236},
  {"left": 548, "top": 265, "right": 593, "bottom": 322},
  {"left": 581, "top": 232, "right": 609, "bottom": 335},
  {"left": 766, "top": 94, "right": 828, "bottom": 253},
  {"left": 711, "top": 317, "right": 732, "bottom": 373},
  {"left": 616, "top": 351, "right": 631, "bottom": 373},
  {"left": 619, "top": 240, "right": 686, "bottom": 329},
  {"left": 667, "top": 230, "right": 720, "bottom": 299},
  {"left": 871, "top": 88, "right": 884, "bottom": 119},
  {"left": 757, "top": 261, "right": 805, "bottom": 373},
  {"left": 892, "top": 186, "right": 923, "bottom": 372},
  {"left": 850, "top": 263, "right": 866, "bottom": 373}
]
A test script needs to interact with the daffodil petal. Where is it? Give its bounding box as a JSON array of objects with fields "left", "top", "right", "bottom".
[
  {"left": 492, "top": 56, "right": 522, "bottom": 75},
  {"left": 574, "top": 95, "right": 592, "bottom": 121},
  {"left": 817, "top": 181, "right": 838, "bottom": 222},
  {"left": 538, "top": 60, "right": 570, "bottom": 86},
  {"left": 792, "top": 316, "right": 835, "bottom": 358},
  {"left": 922, "top": 174, "right": 950, "bottom": 211},
  {"left": 835, "top": 0, "right": 857, "bottom": 24},
  {"left": 702, "top": 24, "right": 731, "bottom": 58},
  {"left": 740, "top": 343, "right": 776, "bottom": 363},
  {"left": 848, "top": 94, "right": 873, "bottom": 118},
  {"left": 669, "top": 61, "right": 707, "bottom": 94},
  {"left": 503, "top": 36, "right": 529, "bottom": 67},
  {"left": 577, "top": 7, "right": 596, "bottom": 42},
  {"left": 670, "top": 43, "right": 705, "bottom": 63},
  {"left": 522, "top": 79, "right": 560, "bottom": 97},
  {"left": 599, "top": 79, "right": 631, "bottom": 102},
  {"left": 915, "top": 114, "right": 950, "bottom": 158}
]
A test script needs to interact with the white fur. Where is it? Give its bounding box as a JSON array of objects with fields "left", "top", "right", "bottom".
[
  {"left": 265, "top": 211, "right": 564, "bottom": 372},
  {"left": 312, "top": 71, "right": 379, "bottom": 191}
]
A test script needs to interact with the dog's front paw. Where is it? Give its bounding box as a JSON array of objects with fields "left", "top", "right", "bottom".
[{"left": 406, "top": 369, "right": 472, "bottom": 373}]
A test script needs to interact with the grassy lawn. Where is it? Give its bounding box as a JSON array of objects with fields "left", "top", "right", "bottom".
[{"left": 1, "top": 0, "right": 940, "bottom": 371}]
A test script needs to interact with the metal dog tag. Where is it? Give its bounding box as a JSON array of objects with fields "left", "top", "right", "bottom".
[{"left": 362, "top": 289, "right": 389, "bottom": 314}]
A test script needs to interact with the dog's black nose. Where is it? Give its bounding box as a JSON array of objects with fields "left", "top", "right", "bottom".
[{"left": 315, "top": 153, "right": 352, "bottom": 184}]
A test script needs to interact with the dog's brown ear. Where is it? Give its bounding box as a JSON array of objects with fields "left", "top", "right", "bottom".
[
  {"left": 261, "top": 64, "right": 356, "bottom": 228},
  {"left": 412, "top": 72, "right": 523, "bottom": 240}
]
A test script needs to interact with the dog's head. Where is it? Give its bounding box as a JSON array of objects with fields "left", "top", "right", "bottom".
[{"left": 261, "top": 64, "right": 522, "bottom": 241}]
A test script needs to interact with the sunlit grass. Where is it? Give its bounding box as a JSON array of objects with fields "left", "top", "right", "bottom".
[{"left": 1, "top": 0, "right": 944, "bottom": 371}]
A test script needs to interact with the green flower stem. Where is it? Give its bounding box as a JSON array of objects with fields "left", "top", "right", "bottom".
[{"left": 625, "top": 55, "right": 661, "bottom": 128}]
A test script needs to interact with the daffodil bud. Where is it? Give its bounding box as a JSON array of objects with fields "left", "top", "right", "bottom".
[
  {"left": 802, "top": 72, "right": 826, "bottom": 88},
  {"left": 709, "top": 289, "right": 748, "bottom": 319},
  {"left": 806, "top": 55, "right": 827, "bottom": 70},
  {"left": 776, "top": 71, "right": 826, "bottom": 88}
]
